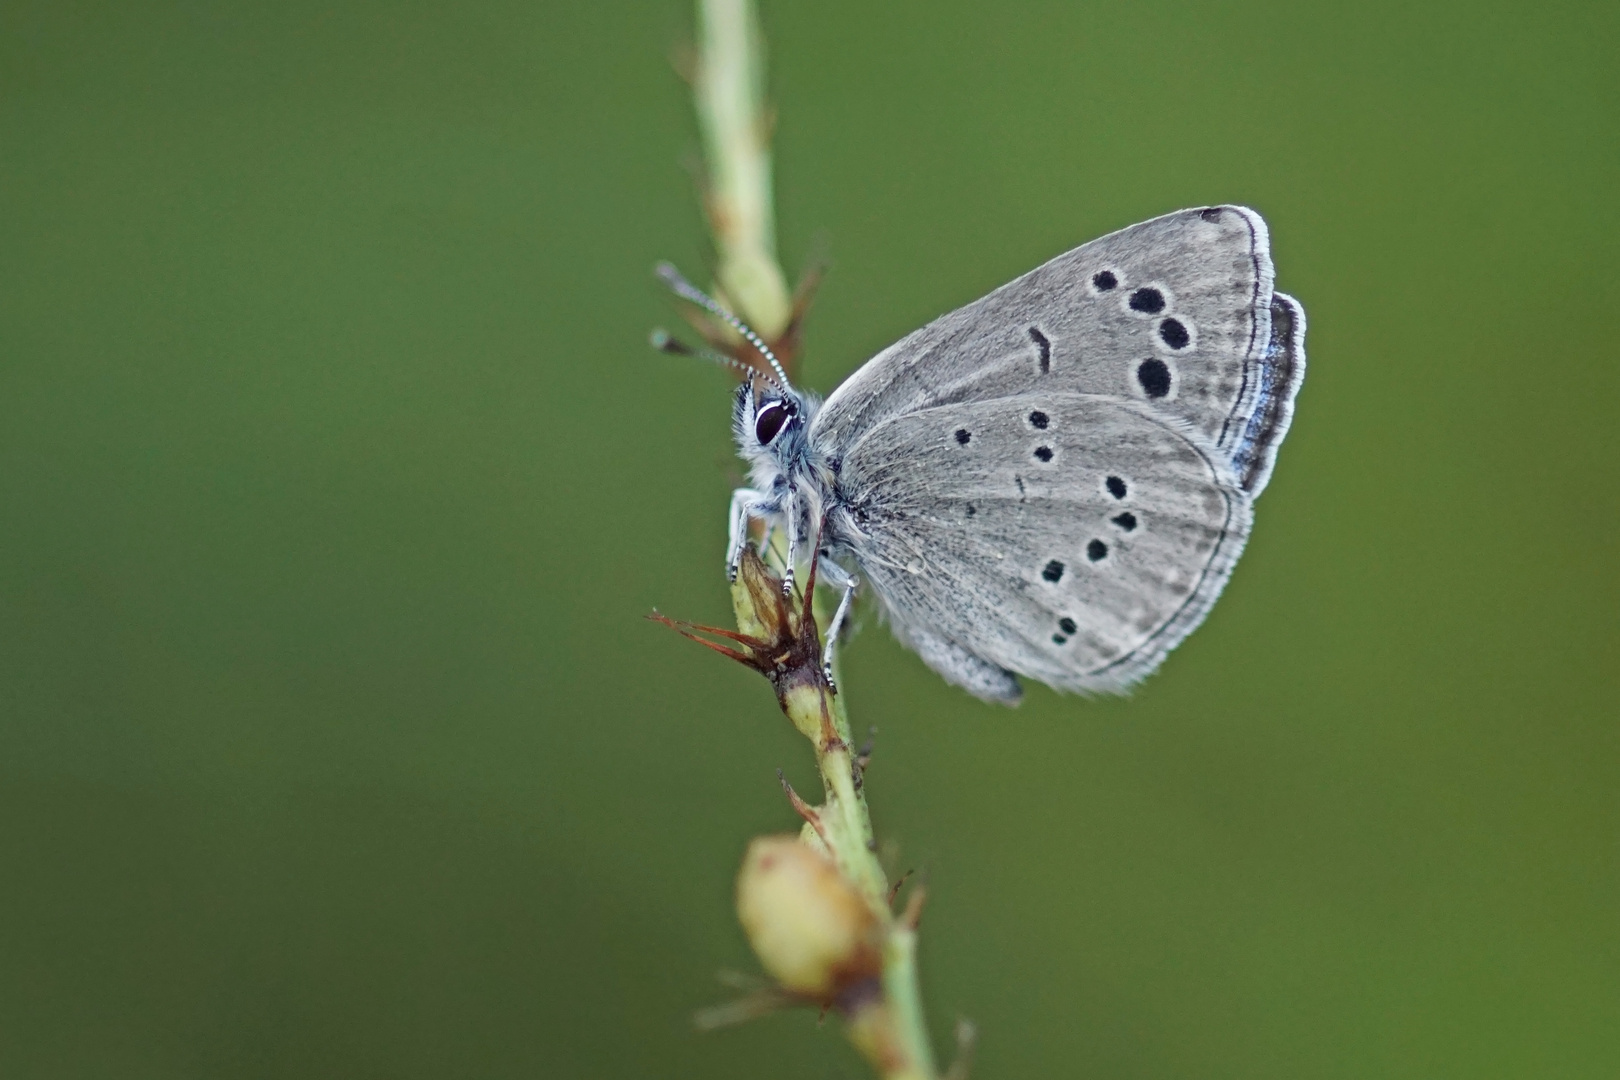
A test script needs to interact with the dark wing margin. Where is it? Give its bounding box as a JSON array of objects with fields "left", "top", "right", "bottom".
[{"left": 1225, "top": 292, "right": 1306, "bottom": 496}]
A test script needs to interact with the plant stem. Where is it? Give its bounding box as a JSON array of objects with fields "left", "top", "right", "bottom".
[
  {"left": 684, "top": 4, "right": 947, "bottom": 1076},
  {"left": 694, "top": 0, "right": 792, "bottom": 338},
  {"left": 727, "top": 559, "right": 940, "bottom": 1080}
]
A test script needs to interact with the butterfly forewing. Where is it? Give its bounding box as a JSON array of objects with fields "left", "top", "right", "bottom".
[
  {"left": 836, "top": 393, "right": 1251, "bottom": 696},
  {"left": 813, "top": 206, "right": 1280, "bottom": 468}
]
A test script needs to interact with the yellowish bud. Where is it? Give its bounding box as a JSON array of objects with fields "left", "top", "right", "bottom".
[{"left": 736, "top": 835, "right": 883, "bottom": 998}]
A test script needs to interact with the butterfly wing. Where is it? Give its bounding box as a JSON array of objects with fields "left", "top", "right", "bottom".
[
  {"left": 834, "top": 392, "right": 1250, "bottom": 701},
  {"left": 812, "top": 206, "right": 1304, "bottom": 495}
]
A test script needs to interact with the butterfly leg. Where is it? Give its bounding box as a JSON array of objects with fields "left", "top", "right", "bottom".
[
  {"left": 756, "top": 519, "right": 775, "bottom": 560},
  {"left": 816, "top": 557, "right": 860, "bottom": 691},
  {"left": 780, "top": 485, "right": 800, "bottom": 596},
  {"left": 726, "top": 487, "right": 771, "bottom": 582}
]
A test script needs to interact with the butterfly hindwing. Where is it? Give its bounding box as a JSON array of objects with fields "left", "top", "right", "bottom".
[{"left": 835, "top": 392, "right": 1251, "bottom": 698}]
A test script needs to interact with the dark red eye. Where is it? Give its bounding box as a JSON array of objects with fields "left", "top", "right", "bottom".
[{"left": 754, "top": 400, "right": 791, "bottom": 444}]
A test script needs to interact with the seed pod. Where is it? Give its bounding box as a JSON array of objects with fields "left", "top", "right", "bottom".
[{"left": 736, "top": 835, "right": 882, "bottom": 999}]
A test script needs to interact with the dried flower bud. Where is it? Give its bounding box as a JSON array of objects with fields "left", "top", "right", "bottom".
[
  {"left": 736, "top": 835, "right": 882, "bottom": 999},
  {"left": 649, "top": 547, "right": 828, "bottom": 721}
]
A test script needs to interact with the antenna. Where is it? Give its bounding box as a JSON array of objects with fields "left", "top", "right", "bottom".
[
  {"left": 655, "top": 262, "right": 793, "bottom": 393},
  {"left": 649, "top": 328, "right": 767, "bottom": 383}
]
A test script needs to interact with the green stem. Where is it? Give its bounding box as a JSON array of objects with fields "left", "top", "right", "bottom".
[
  {"left": 781, "top": 682, "right": 884, "bottom": 906},
  {"left": 733, "top": 576, "right": 939, "bottom": 1080},
  {"left": 882, "top": 928, "right": 939, "bottom": 1080},
  {"left": 693, "top": 3, "right": 944, "bottom": 1076},
  {"left": 694, "top": 0, "right": 792, "bottom": 337}
]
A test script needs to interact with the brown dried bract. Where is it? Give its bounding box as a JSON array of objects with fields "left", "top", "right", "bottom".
[{"left": 649, "top": 547, "right": 828, "bottom": 706}]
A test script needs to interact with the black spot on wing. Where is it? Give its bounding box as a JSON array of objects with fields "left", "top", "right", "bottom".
[
  {"left": 1111, "top": 511, "right": 1137, "bottom": 531},
  {"left": 1042, "top": 560, "right": 1064, "bottom": 583},
  {"left": 1033, "top": 446, "right": 1053, "bottom": 463},
  {"left": 1058, "top": 617, "right": 1077, "bottom": 635},
  {"left": 1129, "top": 287, "right": 1165, "bottom": 314},
  {"left": 1087, "top": 539, "right": 1108, "bottom": 561},
  {"left": 955, "top": 428, "right": 971, "bottom": 445},
  {"left": 1028, "top": 410, "right": 1049, "bottom": 429},
  {"left": 1136, "top": 358, "right": 1172, "bottom": 398},
  {"left": 1159, "top": 318, "right": 1190, "bottom": 349},
  {"left": 1092, "top": 270, "right": 1117, "bottom": 291},
  {"left": 1105, "top": 475, "right": 1127, "bottom": 499}
]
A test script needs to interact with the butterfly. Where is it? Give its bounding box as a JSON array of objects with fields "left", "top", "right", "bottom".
[{"left": 660, "top": 206, "right": 1304, "bottom": 703}]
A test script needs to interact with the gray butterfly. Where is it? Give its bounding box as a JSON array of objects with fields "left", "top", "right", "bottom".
[{"left": 660, "top": 205, "right": 1305, "bottom": 703}]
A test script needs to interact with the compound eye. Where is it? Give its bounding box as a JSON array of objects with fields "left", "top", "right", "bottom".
[{"left": 754, "top": 400, "right": 791, "bottom": 444}]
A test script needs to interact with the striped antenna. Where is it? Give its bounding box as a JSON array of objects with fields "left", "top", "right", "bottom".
[
  {"left": 649, "top": 328, "right": 764, "bottom": 382},
  {"left": 655, "top": 262, "right": 793, "bottom": 393}
]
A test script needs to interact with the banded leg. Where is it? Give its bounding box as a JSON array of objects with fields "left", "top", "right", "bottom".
[
  {"left": 780, "top": 486, "right": 799, "bottom": 596},
  {"left": 816, "top": 557, "right": 860, "bottom": 691},
  {"left": 726, "top": 488, "right": 770, "bottom": 581}
]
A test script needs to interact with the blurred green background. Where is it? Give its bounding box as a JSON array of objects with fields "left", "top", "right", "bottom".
[{"left": 2, "top": 1, "right": 1616, "bottom": 1076}]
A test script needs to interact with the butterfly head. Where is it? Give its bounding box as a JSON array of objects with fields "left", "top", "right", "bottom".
[
  {"left": 650, "top": 261, "right": 828, "bottom": 493},
  {"left": 734, "top": 379, "right": 818, "bottom": 476}
]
